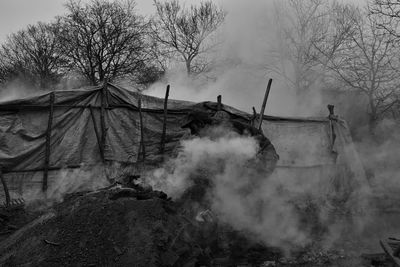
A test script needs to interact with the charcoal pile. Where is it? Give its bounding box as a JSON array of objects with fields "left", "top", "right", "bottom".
[
  {"left": 0, "top": 182, "right": 280, "bottom": 267},
  {"left": 0, "top": 186, "right": 180, "bottom": 266}
]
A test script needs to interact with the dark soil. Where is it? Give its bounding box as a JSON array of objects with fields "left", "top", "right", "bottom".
[
  {"left": 0, "top": 186, "right": 393, "bottom": 267},
  {"left": 0, "top": 188, "right": 281, "bottom": 267},
  {"left": 0, "top": 189, "right": 186, "bottom": 266}
]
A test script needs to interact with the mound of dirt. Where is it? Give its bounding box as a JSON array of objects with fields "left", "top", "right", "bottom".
[
  {"left": 0, "top": 184, "right": 284, "bottom": 267},
  {"left": 0, "top": 187, "right": 196, "bottom": 267}
]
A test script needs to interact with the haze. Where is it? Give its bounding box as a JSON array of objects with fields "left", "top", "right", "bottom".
[{"left": 0, "top": 0, "right": 366, "bottom": 43}]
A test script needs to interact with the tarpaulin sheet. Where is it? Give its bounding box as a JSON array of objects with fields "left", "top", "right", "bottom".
[
  {"left": 262, "top": 120, "right": 335, "bottom": 167},
  {"left": 0, "top": 82, "right": 367, "bottom": 202},
  {"left": 0, "top": 84, "right": 193, "bottom": 172},
  {"left": 262, "top": 118, "right": 368, "bottom": 207}
]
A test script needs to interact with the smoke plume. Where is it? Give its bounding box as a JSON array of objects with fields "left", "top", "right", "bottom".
[
  {"left": 23, "top": 164, "right": 110, "bottom": 207},
  {"left": 145, "top": 125, "right": 371, "bottom": 252}
]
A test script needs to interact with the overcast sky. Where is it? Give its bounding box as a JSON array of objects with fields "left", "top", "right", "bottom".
[
  {"left": 0, "top": 0, "right": 365, "bottom": 43},
  {"left": 0, "top": 0, "right": 157, "bottom": 42}
]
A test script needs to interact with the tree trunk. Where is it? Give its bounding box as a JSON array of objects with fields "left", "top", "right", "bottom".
[
  {"left": 368, "top": 94, "right": 378, "bottom": 139},
  {"left": 185, "top": 59, "right": 192, "bottom": 75},
  {"left": 368, "top": 114, "right": 377, "bottom": 137}
]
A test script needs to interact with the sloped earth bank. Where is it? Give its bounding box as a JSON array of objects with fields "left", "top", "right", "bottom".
[
  {"left": 0, "top": 187, "right": 282, "bottom": 267},
  {"left": 0, "top": 185, "right": 397, "bottom": 267}
]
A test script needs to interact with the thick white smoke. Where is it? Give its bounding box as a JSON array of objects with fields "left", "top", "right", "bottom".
[
  {"left": 144, "top": 125, "right": 371, "bottom": 252},
  {"left": 0, "top": 79, "right": 45, "bottom": 102},
  {"left": 23, "top": 164, "right": 110, "bottom": 207},
  {"left": 146, "top": 128, "right": 259, "bottom": 198},
  {"left": 143, "top": 0, "right": 394, "bottom": 254}
]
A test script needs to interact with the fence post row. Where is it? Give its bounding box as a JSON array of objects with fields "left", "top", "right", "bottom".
[
  {"left": 160, "top": 85, "right": 170, "bottom": 154},
  {"left": 42, "top": 91, "right": 55, "bottom": 192}
]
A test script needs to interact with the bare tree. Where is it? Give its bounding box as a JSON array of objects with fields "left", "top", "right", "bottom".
[
  {"left": 370, "top": 0, "right": 400, "bottom": 37},
  {"left": 269, "top": 0, "right": 356, "bottom": 97},
  {"left": 146, "top": 38, "right": 171, "bottom": 75},
  {"left": 0, "top": 22, "right": 65, "bottom": 89},
  {"left": 326, "top": 7, "right": 400, "bottom": 134},
  {"left": 151, "top": 0, "right": 225, "bottom": 75},
  {"left": 0, "top": 66, "right": 7, "bottom": 84},
  {"left": 57, "top": 0, "right": 149, "bottom": 85}
]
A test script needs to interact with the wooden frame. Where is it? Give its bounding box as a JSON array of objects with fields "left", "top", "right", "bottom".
[{"left": 0, "top": 81, "right": 331, "bottom": 178}]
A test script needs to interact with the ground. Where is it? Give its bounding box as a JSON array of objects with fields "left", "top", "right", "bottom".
[{"left": 0, "top": 185, "right": 398, "bottom": 266}]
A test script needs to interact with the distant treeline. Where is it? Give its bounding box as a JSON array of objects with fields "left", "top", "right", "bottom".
[{"left": 0, "top": 0, "right": 225, "bottom": 89}]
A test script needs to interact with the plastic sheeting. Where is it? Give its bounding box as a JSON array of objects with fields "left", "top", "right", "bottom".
[
  {"left": 263, "top": 117, "right": 368, "bottom": 210},
  {"left": 0, "top": 84, "right": 193, "bottom": 172},
  {"left": 0, "top": 83, "right": 367, "bottom": 202}
]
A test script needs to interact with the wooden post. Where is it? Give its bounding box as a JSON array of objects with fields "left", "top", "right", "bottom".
[
  {"left": 258, "top": 79, "right": 273, "bottom": 131},
  {"left": 160, "top": 85, "right": 170, "bottom": 154},
  {"left": 100, "top": 81, "right": 107, "bottom": 162},
  {"left": 0, "top": 169, "right": 10, "bottom": 206},
  {"left": 252, "top": 107, "right": 257, "bottom": 127},
  {"left": 328, "top": 104, "right": 335, "bottom": 118},
  {"left": 137, "top": 94, "right": 146, "bottom": 162},
  {"left": 217, "top": 95, "right": 222, "bottom": 111},
  {"left": 43, "top": 92, "right": 55, "bottom": 192},
  {"left": 89, "top": 105, "right": 104, "bottom": 160},
  {"left": 327, "top": 104, "right": 337, "bottom": 150}
]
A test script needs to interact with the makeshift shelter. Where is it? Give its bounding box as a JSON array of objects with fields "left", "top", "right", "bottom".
[{"left": 0, "top": 82, "right": 367, "bottom": 203}]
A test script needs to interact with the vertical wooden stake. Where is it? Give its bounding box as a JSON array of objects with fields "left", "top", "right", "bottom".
[
  {"left": 160, "top": 85, "right": 170, "bottom": 154},
  {"left": 137, "top": 94, "right": 146, "bottom": 162},
  {"left": 217, "top": 95, "right": 222, "bottom": 111},
  {"left": 252, "top": 107, "right": 257, "bottom": 127},
  {"left": 43, "top": 91, "right": 55, "bottom": 192},
  {"left": 327, "top": 104, "right": 337, "bottom": 150},
  {"left": 327, "top": 104, "right": 335, "bottom": 118},
  {"left": 89, "top": 105, "right": 104, "bottom": 160},
  {"left": 0, "top": 169, "right": 10, "bottom": 206},
  {"left": 100, "top": 82, "right": 107, "bottom": 162},
  {"left": 258, "top": 79, "right": 273, "bottom": 131}
]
